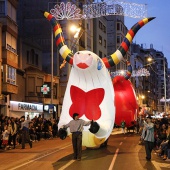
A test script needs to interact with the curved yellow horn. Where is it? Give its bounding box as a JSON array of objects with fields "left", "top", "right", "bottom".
[
  {"left": 42, "top": 11, "right": 73, "bottom": 65},
  {"left": 102, "top": 17, "right": 155, "bottom": 68},
  {"left": 124, "top": 60, "right": 132, "bottom": 80}
]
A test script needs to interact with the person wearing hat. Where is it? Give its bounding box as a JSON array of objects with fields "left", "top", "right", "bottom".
[
  {"left": 20, "top": 116, "right": 32, "bottom": 149},
  {"left": 62, "top": 113, "right": 92, "bottom": 161},
  {"left": 141, "top": 115, "right": 154, "bottom": 161}
]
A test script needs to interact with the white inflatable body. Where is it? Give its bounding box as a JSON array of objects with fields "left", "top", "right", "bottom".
[
  {"left": 43, "top": 11, "right": 155, "bottom": 148},
  {"left": 58, "top": 51, "right": 115, "bottom": 147}
]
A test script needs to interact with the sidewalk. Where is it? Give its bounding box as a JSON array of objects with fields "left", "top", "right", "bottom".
[
  {"left": 111, "top": 128, "right": 123, "bottom": 135},
  {"left": 111, "top": 127, "right": 134, "bottom": 135}
]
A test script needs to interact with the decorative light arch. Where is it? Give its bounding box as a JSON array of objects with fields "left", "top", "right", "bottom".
[{"left": 49, "top": 1, "right": 147, "bottom": 20}]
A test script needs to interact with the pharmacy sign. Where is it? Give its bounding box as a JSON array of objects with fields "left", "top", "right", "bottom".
[{"left": 41, "top": 84, "right": 50, "bottom": 94}]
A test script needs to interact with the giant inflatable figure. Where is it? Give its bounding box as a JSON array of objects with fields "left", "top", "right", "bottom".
[
  {"left": 43, "top": 11, "right": 154, "bottom": 147},
  {"left": 113, "top": 61, "right": 138, "bottom": 127}
]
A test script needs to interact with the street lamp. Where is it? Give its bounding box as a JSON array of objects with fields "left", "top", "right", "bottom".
[
  {"left": 70, "top": 25, "right": 81, "bottom": 38},
  {"left": 70, "top": 24, "right": 83, "bottom": 51},
  {"left": 141, "top": 95, "right": 145, "bottom": 100},
  {"left": 138, "top": 94, "right": 145, "bottom": 115},
  {"left": 141, "top": 95, "right": 145, "bottom": 107},
  {"left": 59, "top": 24, "right": 82, "bottom": 69},
  {"left": 147, "top": 57, "right": 167, "bottom": 114}
]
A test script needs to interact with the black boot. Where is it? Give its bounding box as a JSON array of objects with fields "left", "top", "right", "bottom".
[{"left": 30, "top": 141, "right": 32, "bottom": 148}]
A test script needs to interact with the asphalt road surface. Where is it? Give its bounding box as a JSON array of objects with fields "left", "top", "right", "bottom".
[{"left": 0, "top": 129, "right": 169, "bottom": 170}]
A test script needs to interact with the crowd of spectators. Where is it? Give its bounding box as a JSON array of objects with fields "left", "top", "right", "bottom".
[
  {"left": 0, "top": 114, "right": 59, "bottom": 150},
  {"left": 154, "top": 115, "right": 170, "bottom": 160},
  {"left": 137, "top": 114, "right": 170, "bottom": 161},
  {"left": 114, "top": 114, "right": 170, "bottom": 161},
  {"left": 0, "top": 113, "right": 170, "bottom": 161}
]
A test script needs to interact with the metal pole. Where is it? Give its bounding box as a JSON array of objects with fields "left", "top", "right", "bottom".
[
  {"left": 163, "top": 59, "right": 166, "bottom": 114},
  {"left": 51, "top": 28, "right": 53, "bottom": 118},
  {"left": 48, "top": 4, "right": 54, "bottom": 106}
]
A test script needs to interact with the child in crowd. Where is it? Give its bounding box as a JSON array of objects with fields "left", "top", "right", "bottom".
[{"left": 2, "top": 125, "right": 9, "bottom": 150}]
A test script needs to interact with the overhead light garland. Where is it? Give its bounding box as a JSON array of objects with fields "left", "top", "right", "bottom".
[
  {"left": 50, "top": 1, "right": 147, "bottom": 20},
  {"left": 111, "top": 68, "right": 150, "bottom": 78}
]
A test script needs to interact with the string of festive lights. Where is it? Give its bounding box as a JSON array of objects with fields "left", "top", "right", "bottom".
[
  {"left": 110, "top": 68, "right": 150, "bottom": 78},
  {"left": 50, "top": 1, "right": 147, "bottom": 20}
]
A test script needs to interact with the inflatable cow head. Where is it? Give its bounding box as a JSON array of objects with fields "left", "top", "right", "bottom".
[{"left": 43, "top": 11, "right": 154, "bottom": 147}]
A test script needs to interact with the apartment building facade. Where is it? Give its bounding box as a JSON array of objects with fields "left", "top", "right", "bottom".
[
  {"left": 0, "top": 0, "right": 18, "bottom": 116},
  {"left": 130, "top": 43, "right": 169, "bottom": 114},
  {"left": 0, "top": 0, "right": 60, "bottom": 119}
]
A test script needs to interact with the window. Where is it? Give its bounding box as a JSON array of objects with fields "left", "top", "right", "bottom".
[
  {"left": 6, "top": 32, "right": 17, "bottom": 54},
  {"left": 117, "top": 23, "right": 120, "bottom": 30},
  {"left": 27, "top": 49, "right": 39, "bottom": 67},
  {"left": 99, "top": 21, "right": 102, "bottom": 29},
  {"left": 99, "top": 21, "right": 106, "bottom": 33},
  {"left": 35, "top": 54, "right": 39, "bottom": 66},
  {"left": 99, "top": 35, "right": 102, "bottom": 45},
  {"left": 104, "top": 40, "right": 106, "bottom": 48},
  {"left": 31, "top": 49, "right": 35, "bottom": 64},
  {"left": 0, "top": 1, "right": 5, "bottom": 15},
  {"left": 7, "top": 1, "right": 16, "bottom": 22},
  {"left": 7, "top": 66, "right": 16, "bottom": 85},
  {"left": 27, "top": 51, "right": 30, "bottom": 63},
  {"left": 103, "top": 25, "right": 106, "bottom": 33},
  {"left": 117, "top": 36, "right": 121, "bottom": 43},
  {"left": 99, "top": 51, "right": 102, "bottom": 58},
  {"left": 87, "top": 23, "right": 89, "bottom": 30}
]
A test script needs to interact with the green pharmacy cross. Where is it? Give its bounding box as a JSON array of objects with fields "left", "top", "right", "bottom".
[{"left": 41, "top": 84, "right": 50, "bottom": 94}]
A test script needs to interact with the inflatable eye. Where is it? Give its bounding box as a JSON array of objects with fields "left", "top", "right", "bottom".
[{"left": 97, "top": 58, "right": 103, "bottom": 70}]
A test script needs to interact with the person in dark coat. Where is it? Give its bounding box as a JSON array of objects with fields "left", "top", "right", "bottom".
[
  {"left": 61, "top": 113, "right": 92, "bottom": 161},
  {"left": 20, "top": 116, "right": 32, "bottom": 149}
]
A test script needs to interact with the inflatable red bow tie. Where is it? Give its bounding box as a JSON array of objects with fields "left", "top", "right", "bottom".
[{"left": 69, "top": 85, "right": 105, "bottom": 120}]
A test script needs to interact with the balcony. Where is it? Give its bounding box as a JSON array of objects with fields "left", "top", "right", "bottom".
[
  {"left": 0, "top": 16, "right": 18, "bottom": 36},
  {"left": 2, "top": 82, "right": 18, "bottom": 94},
  {"left": 44, "top": 74, "right": 59, "bottom": 84},
  {"left": 43, "top": 98, "right": 59, "bottom": 105},
  {"left": 2, "top": 48, "right": 18, "bottom": 68},
  {"left": 26, "top": 92, "right": 43, "bottom": 103},
  {"left": 25, "top": 92, "right": 59, "bottom": 105}
]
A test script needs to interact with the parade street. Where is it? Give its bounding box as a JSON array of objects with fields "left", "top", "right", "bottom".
[{"left": 0, "top": 129, "right": 169, "bottom": 170}]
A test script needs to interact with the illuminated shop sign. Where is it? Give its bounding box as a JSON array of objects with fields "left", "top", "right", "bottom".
[
  {"left": 18, "top": 103, "right": 37, "bottom": 111},
  {"left": 41, "top": 84, "right": 50, "bottom": 94},
  {"left": 10, "top": 101, "right": 43, "bottom": 112}
]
